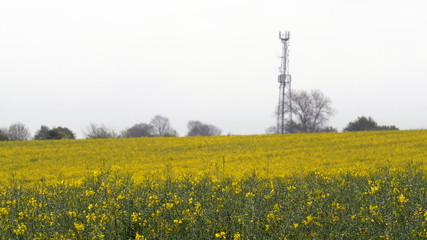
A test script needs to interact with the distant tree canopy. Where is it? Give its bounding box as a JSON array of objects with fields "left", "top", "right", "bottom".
[
  {"left": 0, "top": 128, "right": 9, "bottom": 141},
  {"left": 34, "top": 126, "right": 75, "bottom": 140},
  {"left": 266, "top": 123, "right": 337, "bottom": 135},
  {"left": 274, "top": 89, "right": 335, "bottom": 133},
  {"left": 121, "top": 123, "right": 155, "bottom": 138},
  {"left": 84, "top": 124, "right": 118, "bottom": 139},
  {"left": 150, "top": 115, "right": 178, "bottom": 137},
  {"left": 343, "top": 116, "right": 398, "bottom": 132},
  {"left": 187, "top": 120, "right": 221, "bottom": 136},
  {"left": 121, "top": 115, "right": 178, "bottom": 138},
  {"left": 7, "top": 122, "right": 31, "bottom": 141}
]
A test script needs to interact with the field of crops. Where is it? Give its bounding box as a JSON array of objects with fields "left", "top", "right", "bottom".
[{"left": 0, "top": 130, "right": 426, "bottom": 239}]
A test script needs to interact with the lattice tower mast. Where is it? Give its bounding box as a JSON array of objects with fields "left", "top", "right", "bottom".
[{"left": 277, "top": 31, "right": 292, "bottom": 134}]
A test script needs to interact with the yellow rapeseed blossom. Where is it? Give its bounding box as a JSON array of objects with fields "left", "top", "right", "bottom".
[
  {"left": 68, "top": 211, "right": 77, "bottom": 218},
  {"left": 0, "top": 130, "right": 425, "bottom": 185},
  {"left": 303, "top": 215, "right": 314, "bottom": 225},
  {"left": 0, "top": 208, "right": 8, "bottom": 216},
  {"left": 370, "top": 185, "right": 380, "bottom": 194},
  {"left": 398, "top": 194, "right": 408, "bottom": 203},
  {"left": 85, "top": 190, "right": 95, "bottom": 196},
  {"left": 215, "top": 232, "right": 226, "bottom": 239},
  {"left": 233, "top": 232, "right": 242, "bottom": 240},
  {"left": 165, "top": 203, "right": 173, "bottom": 210},
  {"left": 0, "top": 130, "right": 425, "bottom": 239},
  {"left": 74, "top": 222, "right": 84, "bottom": 232},
  {"left": 13, "top": 223, "right": 27, "bottom": 235},
  {"left": 135, "top": 232, "right": 146, "bottom": 240},
  {"left": 245, "top": 192, "right": 255, "bottom": 198},
  {"left": 131, "top": 212, "right": 139, "bottom": 223}
]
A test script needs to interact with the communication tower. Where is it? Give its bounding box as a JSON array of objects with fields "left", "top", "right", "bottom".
[{"left": 277, "top": 31, "right": 292, "bottom": 134}]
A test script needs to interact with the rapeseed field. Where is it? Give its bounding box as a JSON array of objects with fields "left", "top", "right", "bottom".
[
  {"left": 0, "top": 130, "right": 425, "bottom": 184},
  {"left": 0, "top": 130, "right": 426, "bottom": 239}
]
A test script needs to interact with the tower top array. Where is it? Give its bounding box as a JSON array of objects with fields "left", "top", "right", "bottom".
[{"left": 279, "top": 31, "right": 290, "bottom": 41}]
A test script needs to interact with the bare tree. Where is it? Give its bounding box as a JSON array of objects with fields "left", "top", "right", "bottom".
[
  {"left": 7, "top": 122, "right": 31, "bottom": 140},
  {"left": 83, "top": 123, "right": 117, "bottom": 139},
  {"left": 275, "top": 89, "right": 335, "bottom": 133},
  {"left": 121, "top": 123, "right": 155, "bottom": 138},
  {"left": 309, "top": 90, "right": 334, "bottom": 132},
  {"left": 187, "top": 120, "right": 221, "bottom": 136},
  {"left": 150, "top": 115, "right": 177, "bottom": 136},
  {"left": 292, "top": 90, "right": 313, "bottom": 132}
]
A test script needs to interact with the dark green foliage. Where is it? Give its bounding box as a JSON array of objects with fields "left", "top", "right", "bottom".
[
  {"left": 50, "top": 127, "right": 75, "bottom": 139},
  {"left": 1, "top": 165, "right": 425, "bottom": 239},
  {"left": 344, "top": 116, "right": 399, "bottom": 132},
  {"left": 121, "top": 123, "right": 155, "bottom": 138},
  {"left": 0, "top": 128, "right": 8, "bottom": 141},
  {"left": 35, "top": 126, "right": 76, "bottom": 140},
  {"left": 34, "top": 125, "right": 50, "bottom": 140}
]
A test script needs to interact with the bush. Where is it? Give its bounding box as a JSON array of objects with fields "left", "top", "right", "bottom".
[
  {"left": 35, "top": 126, "right": 76, "bottom": 140},
  {"left": 0, "top": 128, "right": 9, "bottom": 141},
  {"left": 344, "top": 116, "right": 398, "bottom": 132}
]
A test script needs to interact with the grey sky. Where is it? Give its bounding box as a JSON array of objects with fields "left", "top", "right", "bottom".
[{"left": 1, "top": 0, "right": 426, "bottom": 137}]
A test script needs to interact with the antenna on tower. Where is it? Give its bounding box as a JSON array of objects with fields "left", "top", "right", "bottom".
[{"left": 277, "top": 31, "right": 292, "bottom": 134}]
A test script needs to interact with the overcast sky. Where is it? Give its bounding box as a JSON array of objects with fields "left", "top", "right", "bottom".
[{"left": 1, "top": 0, "right": 426, "bottom": 138}]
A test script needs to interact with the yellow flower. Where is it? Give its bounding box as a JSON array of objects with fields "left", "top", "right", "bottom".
[
  {"left": 303, "top": 215, "right": 313, "bottom": 225},
  {"left": 369, "top": 205, "right": 378, "bottom": 213},
  {"left": 93, "top": 170, "right": 101, "bottom": 177},
  {"left": 398, "top": 194, "right": 408, "bottom": 203},
  {"left": 245, "top": 192, "right": 255, "bottom": 198},
  {"left": 74, "top": 222, "right": 84, "bottom": 232},
  {"left": 166, "top": 202, "right": 174, "bottom": 210},
  {"left": 13, "top": 223, "right": 27, "bottom": 235},
  {"left": 85, "top": 189, "right": 95, "bottom": 196},
  {"left": 131, "top": 212, "right": 139, "bottom": 223},
  {"left": 18, "top": 211, "right": 25, "bottom": 220},
  {"left": 68, "top": 211, "right": 77, "bottom": 218},
  {"left": 110, "top": 165, "right": 122, "bottom": 172},
  {"left": 135, "top": 232, "right": 146, "bottom": 240},
  {"left": 0, "top": 207, "right": 9, "bottom": 216},
  {"left": 370, "top": 185, "right": 380, "bottom": 194},
  {"left": 215, "top": 232, "right": 226, "bottom": 239}
]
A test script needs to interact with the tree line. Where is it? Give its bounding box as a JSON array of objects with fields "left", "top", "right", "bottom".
[
  {"left": 0, "top": 90, "right": 399, "bottom": 141},
  {"left": 0, "top": 115, "right": 222, "bottom": 141},
  {"left": 266, "top": 89, "right": 398, "bottom": 134}
]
